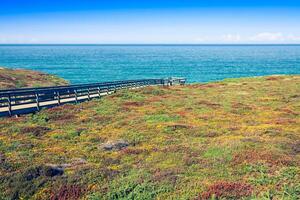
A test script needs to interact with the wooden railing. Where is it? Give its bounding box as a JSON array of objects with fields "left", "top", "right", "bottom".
[{"left": 0, "top": 77, "right": 186, "bottom": 117}]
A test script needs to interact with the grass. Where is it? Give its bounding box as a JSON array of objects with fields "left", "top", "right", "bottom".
[{"left": 0, "top": 74, "right": 299, "bottom": 199}]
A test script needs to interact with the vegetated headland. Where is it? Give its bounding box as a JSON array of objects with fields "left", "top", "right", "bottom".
[
  {"left": 0, "top": 68, "right": 299, "bottom": 199},
  {"left": 0, "top": 67, "right": 68, "bottom": 89}
]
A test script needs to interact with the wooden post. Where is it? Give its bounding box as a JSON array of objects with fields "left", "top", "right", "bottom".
[
  {"left": 87, "top": 89, "right": 91, "bottom": 100},
  {"left": 35, "top": 91, "right": 40, "bottom": 111},
  {"left": 97, "top": 87, "right": 101, "bottom": 98},
  {"left": 57, "top": 91, "right": 61, "bottom": 105},
  {"left": 74, "top": 89, "right": 78, "bottom": 103},
  {"left": 7, "top": 94, "right": 12, "bottom": 116}
]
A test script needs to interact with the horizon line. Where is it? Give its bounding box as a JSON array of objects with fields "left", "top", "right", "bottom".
[{"left": 1, "top": 43, "right": 300, "bottom": 46}]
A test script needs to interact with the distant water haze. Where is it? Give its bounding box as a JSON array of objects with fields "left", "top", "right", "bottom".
[{"left": 0, "top": 45, "right": 299, "bottom": 83}]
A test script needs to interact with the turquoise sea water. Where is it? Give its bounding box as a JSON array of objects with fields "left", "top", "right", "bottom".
[{"left": 0, "top": 45, "right": 299, "bottom": 83}]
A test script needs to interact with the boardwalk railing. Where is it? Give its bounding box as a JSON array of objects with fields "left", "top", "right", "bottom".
[{"left": 0, "top": 77, "right": 186, "bottom": 117}]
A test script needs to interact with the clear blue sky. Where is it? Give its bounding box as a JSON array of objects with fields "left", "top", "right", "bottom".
[{"left": 1, "top": 0, "right": 300, "bottom": 44}]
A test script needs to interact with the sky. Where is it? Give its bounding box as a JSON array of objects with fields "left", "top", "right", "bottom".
[{"left": 0, "top": 0, "right": 300, "bottom": 44}]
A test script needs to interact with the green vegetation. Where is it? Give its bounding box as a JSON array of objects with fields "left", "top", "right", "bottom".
[
  {"left": 0, "top": 67, "right": 68, "bottom": 89},
  {"left": 0, "top": 74, "right": 299, "bottom": 199}
]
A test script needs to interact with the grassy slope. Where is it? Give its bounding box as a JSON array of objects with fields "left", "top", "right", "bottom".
[
  {"left": 0, "top": 67, "right": 68, "bottom": 89},
  {"left": 0, "top": 75, "right": 299, "bottom": 199}
]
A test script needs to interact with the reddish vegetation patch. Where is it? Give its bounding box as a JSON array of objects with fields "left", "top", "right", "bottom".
[
  {"left": 272, "top": 118, "right": 296, "bottom": 125},
  {"left": 92, "top": 115, "right": 112, "bottom": 124},
  {"left": 198, "top": 100, "right": 221, "bottom": 108},
  {"left": 290, "top": 142, "right": 300, "bottom": 155},
  {"left": 266, "top": 76, "right": 282, "bottom": 81},
  {"left": 182, "top": 153, "right": 204, "bottom": 166},
  {"left": 146, "top": 96, "right": 165, "bottom": 103},
  {"left": 20, "top": 126, "right": 51, "bottom": 136},
  {"left": 232, "top": 150, "right": 293, "bottom": 166},
  {"left": 0, "top": 74, "right": 16, "bottom": 81},
  {"left": 152, "top": 168, "right": 182, "bottom": 185},
  {"left": 50, "top": 113, "right": 76, "bottom": 122},
  {"left": 231, "top": 102, "right": 253, "bottom": 110},
  {"left": 277, "top": 108, "right": 299, "bottom": 116},
  {"left": 120, "top": 148, "right": 146, "bottom": 155},
  {"left": 187, "top": 84, "right": 203, "bottom": 89},
  {"left": 198, "top": 181, "right": 253, "bottom": 200},
  {"left": 228, "top": 125, "right": 240, "bottom": 131},
  {"left": 198, "top": 115, "right": 210, "bottom": 120},
  {"left": 198, "top": 83, "right": 221, "bottom": 89},
  {"left": 141, "top": 86, "right": 167, "bottom": 94},
  {"left": 203, "top": 132, "right": 219, "bottom": 137},
  {"left": 176, "top": 110, "right": 189, "bottom": 117},
  {"left": 167, "top": 123, "right": 196, "bottom": 131},
  {"left": 50, "top": 185, "right": 86, "bottom": 200},
  {"left": 48, "top": 104, "right": 78, "bottom": 113},
  {"left": 123, "top": 101, "right": 144, "bottom": 107},
  {"left": 161, "top": 144, "right": 192, "bottom": 153},
  {"left": 47, "top": 105, "right": 78, "bottom": 121}
]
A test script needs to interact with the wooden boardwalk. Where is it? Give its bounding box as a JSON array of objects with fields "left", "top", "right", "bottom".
[{"left": 0, "top": 78, "right": 185, "bottom": 117}]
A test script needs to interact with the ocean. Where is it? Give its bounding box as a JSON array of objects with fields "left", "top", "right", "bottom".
[{"left": 0, "top": 45, "right": 299, "bottom": 83}]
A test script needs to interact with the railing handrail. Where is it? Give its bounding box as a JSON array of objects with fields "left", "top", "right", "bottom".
[
  {"left": 0, "top": 78, "right": 163, "bottom": 94},
  {"left": 0, "top": 77, "right": 186, "bottom": 117}
]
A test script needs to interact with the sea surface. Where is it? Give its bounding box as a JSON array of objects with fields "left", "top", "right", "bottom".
[{"left": 0, "top": 45, "right": 300, "bottom": 83}]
